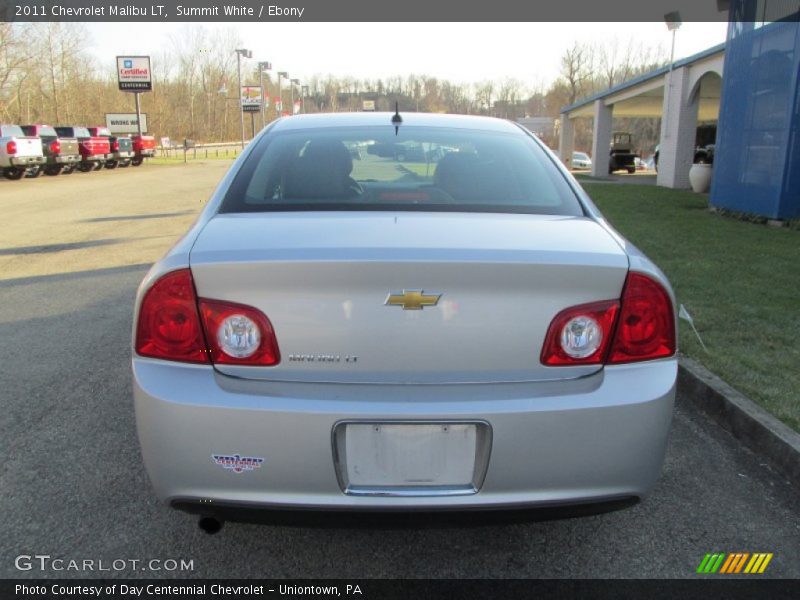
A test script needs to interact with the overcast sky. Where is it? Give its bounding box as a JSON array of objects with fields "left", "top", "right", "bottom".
[{"left": 86, "top": 22, "right": 728, "bottom": 87}]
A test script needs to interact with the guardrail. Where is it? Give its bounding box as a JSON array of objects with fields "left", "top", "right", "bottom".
[{"left": 158, "top": 141, "right": 250, "bottom": 162}]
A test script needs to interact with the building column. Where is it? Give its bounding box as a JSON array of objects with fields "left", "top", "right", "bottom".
[
  {"left": 657, "top": 66, "right": 698, "bottom": 189},
  {"left": 558, "top": 115, "right": 575, "bottom": 168},
  {"left": 590, "top": 100, "right": 612, "bottom": 178}
]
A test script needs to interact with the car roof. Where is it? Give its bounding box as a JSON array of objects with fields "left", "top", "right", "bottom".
[{"left": 269, "top": 112, "right": 525, "bottom": 134}]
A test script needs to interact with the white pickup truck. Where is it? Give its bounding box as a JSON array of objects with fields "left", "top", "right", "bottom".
[{"left": 0, "top": 124, "right": 46, "bottom": 180}]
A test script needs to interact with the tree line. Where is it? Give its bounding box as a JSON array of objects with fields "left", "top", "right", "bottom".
[{"left": 1, "top": 23, "right": 667, "bottom": 155}]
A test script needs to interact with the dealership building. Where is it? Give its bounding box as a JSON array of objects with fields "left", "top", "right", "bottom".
[{"left": 559, "top": 0, "right": 800, "bottom": 221}]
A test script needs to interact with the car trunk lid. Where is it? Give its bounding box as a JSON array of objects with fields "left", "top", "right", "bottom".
[{"left": 189, "top": 212, "right": 629, "bottom": 383}]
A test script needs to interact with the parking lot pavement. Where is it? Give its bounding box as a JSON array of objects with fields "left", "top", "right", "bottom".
[{"left": 1, "top": 163, "right": 798, "bottom": 579}]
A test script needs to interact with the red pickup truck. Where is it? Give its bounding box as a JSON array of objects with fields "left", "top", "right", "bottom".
[
  {"left": 55, "top": 126, "right": 110, "bottom": 172},
  {"left": 131, "top": 134, "right": 156, "bottom": 166}
]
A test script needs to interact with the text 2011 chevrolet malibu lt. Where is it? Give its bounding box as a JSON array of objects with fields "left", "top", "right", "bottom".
[{"left": 133, "top": 112, "right": 676, "bottom": 523}]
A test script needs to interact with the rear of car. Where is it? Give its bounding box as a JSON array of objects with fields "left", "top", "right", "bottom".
[
  {"left": 88, "top": 127, "right": 133, "bottom": 168},
  {"left": 131, "top": 134, "right": 156, "bottom": 165},
  {"left": 572, "top": 151, "right": 592, "bottom": 169},
  {"left": 21, "top": 125, "right": 81, "bottom": 175},
  {"left": 0, "top": 124, "right": 45, "bottom": 179},
  {"left": 133, "top": 114, "right": 677, "bottom": 521},
  {"left": 57, "top": 126, "right": 110, "bottom": 172}
]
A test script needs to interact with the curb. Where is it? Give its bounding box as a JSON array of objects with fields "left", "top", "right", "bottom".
[{"left": 678, "top": 356, "right": 800, "bottom": 487}]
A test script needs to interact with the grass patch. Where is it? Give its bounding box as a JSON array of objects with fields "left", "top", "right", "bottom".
[{"left": 583, "top": 183, "right": 800, "bottom": 431}]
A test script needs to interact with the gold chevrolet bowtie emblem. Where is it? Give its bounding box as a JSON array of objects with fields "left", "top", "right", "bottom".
[{"left": 385, "top": 290, "right": 442, "bottom": 310}]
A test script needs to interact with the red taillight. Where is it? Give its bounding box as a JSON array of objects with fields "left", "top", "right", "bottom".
[
  {"left": 7, "top": 140, "right": 17, "bottom": 155},
  {"left": 608, "top": 272, "right": 676, "bottom": 364},
  {"left": 540, "top": 300, "right": 619, "bottom": 365},
  {"left": 541, "top": 272, "right": 675, "bottom": 366},
  {"left": 199, "top": 299, "right": 281, "bottom": 366},
  {"left": 135, "top": 269, "right": 208, "bottom": 364},
  {"left": 112, "top": 140, "right": 119, "bottom": 151},
  {"left": 132, "top": 138, "right": 142, "bottom": 151},
  {"left": 50, "top": 140, "right": 61, "bottom": 154}
]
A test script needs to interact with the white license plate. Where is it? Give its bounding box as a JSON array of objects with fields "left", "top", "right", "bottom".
[{"left": 342, "top": 423, "right": 478, "bottom": 490}]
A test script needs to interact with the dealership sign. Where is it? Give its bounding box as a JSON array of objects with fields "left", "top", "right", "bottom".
[
  {"left": 105, "top": 113, "right": 148, "bottom": 134},
  {"left": 117, "top": 56, "right": 152, "bottom": 92},
  {"left": 241, "top": 86, "right": 262, "bottom": 112}
]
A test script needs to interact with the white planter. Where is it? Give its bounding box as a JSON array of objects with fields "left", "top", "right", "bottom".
[{"left": 689, "top": 163, "right": 713, "bottom": 193}]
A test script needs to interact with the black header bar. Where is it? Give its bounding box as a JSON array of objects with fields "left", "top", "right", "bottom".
[{"left": 2, "top": 0, "right": 733, "bottom": 22}]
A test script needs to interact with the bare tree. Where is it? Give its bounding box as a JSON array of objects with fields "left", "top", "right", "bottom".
[{"left": 560, "top": 42, "right": 592, "bottom": 105}]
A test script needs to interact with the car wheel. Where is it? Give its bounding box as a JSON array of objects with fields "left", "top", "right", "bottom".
[
  {"left": 105, "top": 160, "right": 118, "bottom": 169},
  {"left": 3, "top": 167, "right": 24, "bottom": 180},
  {"left": 93, "top": 162, "right": 104, "bottom": 171},
  {"left": 44, "top": 165, "right": 63, "bottom": 176},
  {"left": 131, "top": 157, "right": 144, "bottom": 166},
  {"left": 62, "top": 165, "right": 76, "bottom": 175},
  {"left": 77, "top": 163, "right": 93, "bottom": 173},
  {"left": 627, "top": 167, "right": 636, "bottom": 174},
  {"left": 119, "top": 159, "right": 131, "bottom": 168}
]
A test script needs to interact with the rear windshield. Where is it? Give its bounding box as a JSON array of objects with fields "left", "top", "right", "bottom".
[
  {"left": 22, "top": 125, "right": 57, "bottom": 137},
  {"left": 220, "top": 126, "right": 583, "bottom": 216},
  {"left": 56, "top": 127, "right": 90, "bottom": 138},
  {"left": 2, "top": 125, "right": 25, "bottom": 137}
]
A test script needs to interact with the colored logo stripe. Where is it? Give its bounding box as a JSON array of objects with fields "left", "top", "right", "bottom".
[
  {"left": 744, "top": 553, "right": 773, "bottom": 574},
  {"left": 697, "top": 553, "right": 726, "bottom": 573},
  {"left": 697, "top": 552, "right": 773, "bottom": 574}
]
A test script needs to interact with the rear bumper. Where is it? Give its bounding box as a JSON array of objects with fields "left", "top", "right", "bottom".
[
  {"left": 54, "top": 154, "right": 81, "bottom": 164},
  {"left": 108, "top": 151, "right": 133, "bottom": 159},
  {"left": 82, "top": 154, "right": 105, "bottom": 162},
  {"left": 136, "top": 149, "right": 155, "bottom": 157},
  {"left": 134, "top": 358, "right": 676, "bottom": 511},
  {"left": 9, "top": 156, "right": 45, "bottom": 167}
]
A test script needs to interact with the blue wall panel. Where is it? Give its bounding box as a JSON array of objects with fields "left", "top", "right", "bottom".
[{"left": 711, "top": 2, "right": 800, "bottom": 219}]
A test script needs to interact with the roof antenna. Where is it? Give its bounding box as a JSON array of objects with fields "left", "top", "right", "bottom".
[{"left": 392, "top": 101, "right": 402, "bottom": 135}]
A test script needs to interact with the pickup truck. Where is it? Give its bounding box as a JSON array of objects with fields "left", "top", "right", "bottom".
[
  {"left": 88, "top": 127, "right": 133, "bottom": 169},
  {"left": 0, "top": 124, "right": 46, "bottom": 180},
  {"left": 131, "top": 134, "right": 156, "bottom": 166},
  {"left": 21, "top": 124, "right": 81, "bottom": 176},
  {"left": 55, "top": 126, "right": 110, "bottom": 172}
]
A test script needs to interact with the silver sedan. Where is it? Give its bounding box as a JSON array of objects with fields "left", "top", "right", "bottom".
[{"left": 133, "top": 112, "right": 676, "bottom": 529}]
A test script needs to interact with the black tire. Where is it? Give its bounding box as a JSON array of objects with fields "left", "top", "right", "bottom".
[
  {"left": 105, "top": 160, "right": 118, "bottom": 169},
  {"left": 77, "top": 162, "right": 93, "bottom": 173},
  {"left": 131, "top": 156, "right": 144, "bottom": 166},
  {"left": 44, "top": 165, "right": 63, "bottom": 176},
  {"left": 627, "top": 167, "right": 636, "bottom": 174},
  {"left": 3, "top": 167, "right": 24, "bottom": 180},
  {"left": 119, "top": 159, "right": 131, "bottom": 168},
  {"left": 93, "top": 162, "right": 104, "bottom": 171},
  {"left": 62, "top": 165, "right": 76, "bottom": 175}
]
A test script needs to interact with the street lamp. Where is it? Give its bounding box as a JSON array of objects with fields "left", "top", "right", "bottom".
[
  {"left": 301, "top": 85, "right": 309, "bottom": 114},
  {"left": 258, "top": 61, "right": 272, "bottom": 128},
  {"left": 662, "top": 12, "right": 682, "bottom": 140},
  {"left": 277, "top": 71, "right": 288, "bottom": 117},
  {"left": 290, "top": 78, "right": 300, "bottom": 114},
  {"left": 235, "top": 48, "right": 252, "bottom": 148}
]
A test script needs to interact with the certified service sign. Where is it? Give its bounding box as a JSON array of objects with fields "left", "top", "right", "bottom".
[{"left": 117, "top": 56, "right": 152, "bottom": 92}]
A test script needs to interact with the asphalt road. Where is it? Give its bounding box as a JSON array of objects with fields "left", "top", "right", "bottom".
[{"left": 1, "top": 163, "right": 798, "bottom": 579}]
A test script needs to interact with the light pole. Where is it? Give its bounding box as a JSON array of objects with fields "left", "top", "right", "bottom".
[
  {"left": 301, "top": 85, "right": 309, "bottom": 114},
  {"left": 663, "top": 12, "right": 682, "bottom": 140},
  {"left": 277, "top": 71, "right": 288, "bottom": 117},
  {"left": 258, "top": 61, "right": 272, "bottom": 129},
  {"left": 290, "top": 79, "right": 300, "bottom": 114},
  {"left": 235, "top": 48, "right": 252, "bottom": 148}
]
